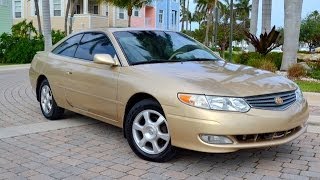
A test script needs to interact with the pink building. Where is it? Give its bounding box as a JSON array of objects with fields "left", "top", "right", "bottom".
[{"left": 131, "top": 5, "right": 156, "bottom": 28}]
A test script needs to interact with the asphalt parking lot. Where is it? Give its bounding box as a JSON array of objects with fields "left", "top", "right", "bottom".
[{"left": 0, "top": 67, "right": 319, "bottom": 180}]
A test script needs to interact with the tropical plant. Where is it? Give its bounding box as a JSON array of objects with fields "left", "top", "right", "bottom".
[
  {"left": 192, "top": 11, "right": 205, "bottom": 28},
  {"left": 300, "top": 10, "right": 320, "bottom": 51},
  {"left": 245, "top": 26, "right": 281, "bottom": 55},
  {"left": 196, "top": 0, "right": 218, "bottom": 46},
  {"left": 11, "top": 20, "right": 38, "bottom": 38},
  {"left": 235, "top": 0, "right": 251, "bottom": 28},
  {"left": 101, "top": 0, "right": 152, "bottom": 27}
]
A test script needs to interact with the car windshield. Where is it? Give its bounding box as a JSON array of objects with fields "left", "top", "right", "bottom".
[{"left": 113, "top": 31, "right": 219, "bottom": 65}]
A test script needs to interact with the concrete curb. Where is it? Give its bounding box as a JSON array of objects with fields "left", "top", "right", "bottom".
[
  {"left": 0, "top": 64, "right": 30, "bottom": 71},
  {"left": 308, "top": 115, "right": 320, "bottom": 126},
  {"left": 304, "top": 92, "right": 320, "bottom": 107}
]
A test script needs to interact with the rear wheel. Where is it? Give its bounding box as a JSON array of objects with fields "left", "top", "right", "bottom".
[
  {"left": 125, "top": 99, "right": 176, "bottom": 162},
  {"left": 39, "top": 79, "right": 64, "bottom": 120}
]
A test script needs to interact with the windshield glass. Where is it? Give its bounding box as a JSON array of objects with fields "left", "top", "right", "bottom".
[{"left": 113, "top": 31, "right": 219, "bottom": 65}]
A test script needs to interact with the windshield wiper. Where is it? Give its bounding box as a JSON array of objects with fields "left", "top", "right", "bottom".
[
  {"left": 131, "top": 59, "right": 180, "bottom": 65},
  {"left": 180, "top": 58, "right": 217, "bottom": 63}
]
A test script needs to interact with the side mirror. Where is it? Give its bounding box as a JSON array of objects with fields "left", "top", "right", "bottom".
[{"left": 93, "top": 54, "right": 118, "bottom": 66}]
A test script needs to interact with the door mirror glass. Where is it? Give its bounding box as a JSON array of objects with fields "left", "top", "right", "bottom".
[{"left": 93, "top": 54, "right": 118, "bottom": 66}]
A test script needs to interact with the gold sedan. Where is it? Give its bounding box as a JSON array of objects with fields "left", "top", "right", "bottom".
[{"left": 29, "top": 29, "right": 309, "bottom": 162}]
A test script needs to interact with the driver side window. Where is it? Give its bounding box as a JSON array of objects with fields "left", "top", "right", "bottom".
[{"left": 74, "top": 32, "right": 117, "bottom": 61}]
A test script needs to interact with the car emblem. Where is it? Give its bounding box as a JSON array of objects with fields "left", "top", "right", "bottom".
[{"left": 274, "top": 97, "right": 284, "bottom": 105}]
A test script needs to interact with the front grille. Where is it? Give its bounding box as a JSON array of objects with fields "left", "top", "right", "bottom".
[
  {"left": 245, "top": 90, "right": 296, "bottom": 110},
  {"left": 235, "top": 126, "right": 300, "bottom": 143}
]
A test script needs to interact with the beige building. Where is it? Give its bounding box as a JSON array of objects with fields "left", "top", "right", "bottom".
[{"left": 12, "top": 0, "right": 134, "bottom": 32}]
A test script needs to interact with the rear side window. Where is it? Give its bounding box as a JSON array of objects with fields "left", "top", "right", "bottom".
[
  {"left": 74, "top": 32, "right": 117, "bottom": 61},
  {"left": 52, "top": 33, "right": 83, "bottom": 57}
]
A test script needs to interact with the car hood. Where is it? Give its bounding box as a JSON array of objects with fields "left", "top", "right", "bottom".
[{"left": 130, "top": 60, "right": 297, "bottom": 97}]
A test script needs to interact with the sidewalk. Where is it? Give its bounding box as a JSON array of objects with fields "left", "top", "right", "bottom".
[
  {"left": 304, "top": 92, "right": 320, "bottom": 133},
  {"left": 0, "top": 64, "right": 30, "bottom": 71}
]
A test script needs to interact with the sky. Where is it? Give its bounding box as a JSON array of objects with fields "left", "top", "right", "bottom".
[{"left": 188, "top": 0, "right": 319, "bottom": 34}]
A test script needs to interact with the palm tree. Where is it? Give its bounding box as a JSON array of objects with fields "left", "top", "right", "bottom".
[
  {"left": 281, "top": 0, "right": 303, "bottom": 70},
  {"left": 261, "top": 0, "right": 272, "bottom": 33},
  {"left": 102, "top": 0, "right": 152, "bottom": 27},
  {"left": 42, "top": 0, "right": 52, "bottom": 51},
  {"left": 249, "top": 0, "right": 259, "bottom": 51},
  {"left": 34, "top": 0, "right": 42, "bottom": 35},
  {"left": 69, "top": 0, "right": 79, "bottom": 34},
  {"left": 64, "top": 0, "right": 71, "bottom": 35},
  {"left": 235, "top": 0, "right": 251, "bottom": 28},
  {"left": 197, "top": 0, "right": 218, "bottom": 46},
  {"left": 192, "top": 11, "right": 205, "bottom": 28},
  {"left": 180, "top": 0, "right": 186, "bottom": 31}
]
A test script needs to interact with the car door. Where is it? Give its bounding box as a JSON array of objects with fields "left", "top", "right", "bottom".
[
  {"left": 63, "top": 32, "right": 119, "bottom": 122},
  {"left": 49, "top": 33, "right": 84, "bottom": 107}
]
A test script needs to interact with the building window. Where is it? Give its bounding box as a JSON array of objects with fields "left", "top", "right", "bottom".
[
  {"left": 89, "top": 4, "right": 99, "bottom": 14},
  {"left": 53, "top": 0, "right": 61, "bottom": 16},
  {"left": 14, "top": 0, "right": 22, "bottom": 18},
  {"left": 0, "top": 0, "right": 8, "bottom": 6},
  {"left": 75, "top": 4, "right": 81, "bottom": 14},
  {"left": 105, "top": 4, "right": 108, "bottom": 16},
  {"left": 134, "top": 8, "right": 139, "bottom": 17},
  {"left": 118, "top": 8, "right": 125, "bottom": 19},
  {"left": 159, "top": 10, "right": 163, "bottom": 23},
  {"left": 171, "top": 10, "right": 177, "bottom": 25}
]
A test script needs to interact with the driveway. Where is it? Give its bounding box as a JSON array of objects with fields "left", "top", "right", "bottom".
[{"left": 0, "top": 67, "right": 319, "bottom": 180}]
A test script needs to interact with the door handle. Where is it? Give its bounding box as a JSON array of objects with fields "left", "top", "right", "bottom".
[{"left": 66, "top": 71, "right": 72, "bottom": 75}]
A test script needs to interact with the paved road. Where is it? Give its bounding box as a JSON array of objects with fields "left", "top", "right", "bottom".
[{"left": 0, "top": 67, "right": 320, "bottom": 180}]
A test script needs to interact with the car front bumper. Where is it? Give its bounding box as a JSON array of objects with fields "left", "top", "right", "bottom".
[{"left": 165, "top": 100, "right": 309, "bottom": 153}]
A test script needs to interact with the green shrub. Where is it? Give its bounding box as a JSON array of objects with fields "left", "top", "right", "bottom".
[
  {"left": 258, "top": 60, "right": 277, "bottom": 72},
  {"left": 308, "top": 69, "right": 320, "bottom": 80},
  {"left": 236, "top": 52, "right": 262, "bottom": 65},
  {"left": 52, "top": 30, "right": 66, "bottom": 45},
  {"left": 0, "top": 20, "right": 65, "bottom": 64},
  {"left": 233, "top": 47, "right": 242, "bottom": 51},
  {"left": 266, "top": 52, "right": 282, "bottom": 70}
]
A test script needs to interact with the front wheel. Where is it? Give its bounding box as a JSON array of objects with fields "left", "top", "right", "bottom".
[
  {"left": 125, "top": 99, "right": 176, "bottom": 162},
  {"left": 39, "top": 79, "right": 64, "bottom": 120}
]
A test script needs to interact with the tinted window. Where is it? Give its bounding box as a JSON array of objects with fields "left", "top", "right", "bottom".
[
  {"left": 52, "top": 34, "right": 83, "bottom": 57},
  {"left": 74, "top": 32, "right": 117, "bottom": 61}
]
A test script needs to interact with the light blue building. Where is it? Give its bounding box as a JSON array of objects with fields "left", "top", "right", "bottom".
[
  {"left": 153, "top": 0, "right": 180, "bottom": 31},
  {"left": 0, "top": 0, "right": 13, "bottom": 34}
]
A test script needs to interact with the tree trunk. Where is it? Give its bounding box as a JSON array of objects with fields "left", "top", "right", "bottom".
[
  {"left": 127, "top": 7, "right": 133, "bottom": 27},
  {"left": 249, "top": 0, "right": 259, "bottom": 51},
  {"left": 34, "top": 0, "right": 42, "bottom": 35},
  {"left": 181, "top": 0, "right": 185, "bottom": 31},
  {"left": 42, "top": 0, "right": 52, "bottom": 51},
  {"left": 186, "top": 0, "right": 189, "bottom": 31},
  {"left": 205, "top": 10, "right": 213, "bottom": 47},
  {"left": 64, "top": 0, "right": 71, "bottom": 35},
  {"left": 281, "top": 0, "right": 303, "bottom": 70},
  {"left": 69, "top": 0, "right": 78, "bottom": 34},
  {"left": 261, "top": 0, "right": 272, "bottom": 33}
]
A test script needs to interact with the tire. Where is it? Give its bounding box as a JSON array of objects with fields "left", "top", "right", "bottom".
[
  {"left": 125, "top": 99, "right": 176, "bottom": 162},
  {"left": 39, "top": 79, "right": 64, "bottom": 120}
]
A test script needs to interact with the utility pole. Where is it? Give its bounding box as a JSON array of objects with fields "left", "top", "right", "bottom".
[{"left": 229, "top": 0, "right": 234, "bottom": 61}]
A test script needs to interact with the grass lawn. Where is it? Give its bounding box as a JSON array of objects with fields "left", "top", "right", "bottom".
[{"left": 296, "top": 80, "right": 320, "bottom": 93}]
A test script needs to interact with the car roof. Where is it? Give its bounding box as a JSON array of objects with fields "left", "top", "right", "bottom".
[{"left": 74, "top": 28, "right": 177, "bottom": 34}]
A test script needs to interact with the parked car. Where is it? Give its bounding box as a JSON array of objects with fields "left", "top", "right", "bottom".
[
  {"left": 271, "top": 47, "right": 283, "bottom": 53},
  {"left": 29, "top": 29, "right": 309, "bottom": 162}
]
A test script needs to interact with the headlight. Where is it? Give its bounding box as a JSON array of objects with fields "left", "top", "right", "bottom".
[
  {"left": 178, "top": 93, "right": 250, "bottom": 112},
  {"left": 295, "top": 88, "right": 304, "bottom": 103}
]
